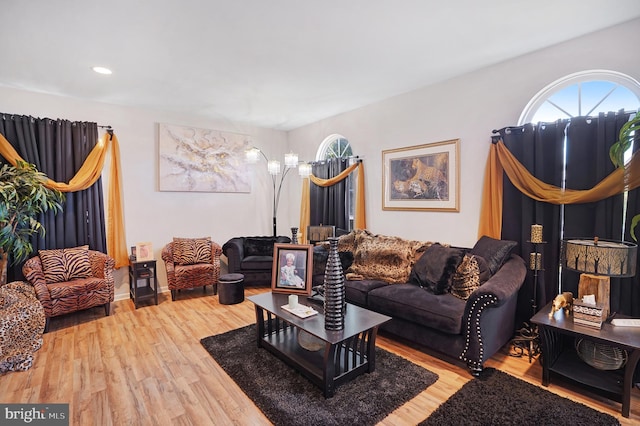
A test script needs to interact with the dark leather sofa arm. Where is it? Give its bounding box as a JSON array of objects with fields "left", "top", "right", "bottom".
[
  {"left": 460, "top": 254, "right": 526, "bottom": 374},
  {"left": 222, "top": 237, "right": 245, "bottom": 273}
]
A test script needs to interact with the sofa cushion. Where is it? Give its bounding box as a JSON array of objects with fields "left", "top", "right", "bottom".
[
  {"left": 245, "top": 238, "right": 276, "bottom": 257},
  {"left": 470, "top": 236, "right": 517, "bottom": 276},
  {"left": 344, "top": 279, "right": 389, "bottom": 307},
  {"left": 408, "top": 244, "right": 465, "bottom": 294},
  {"left": 450, "top": 254, "right": 492, "bottom": 300},
  {"left": 172, "top": 237, "right": 211, "bottom": 265},
  {"left": 240, "top": 256, "right": 274, "bottom": 270},
  {"left": 38, "top": 245, "right": 92, "bottom": 284},
  {"left": 367, "top": 284, "right": 465, "bottom": 334},
  {"left": 347, "top": 231, "right": 431, "bottom": 284}
]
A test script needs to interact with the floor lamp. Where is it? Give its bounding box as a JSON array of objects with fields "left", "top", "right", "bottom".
[
  {"left": 246, "top": 147, "right": 310, "bottom": 236},
  {"left": 561, "top": 237, "right": 637, "bottom": 318}
]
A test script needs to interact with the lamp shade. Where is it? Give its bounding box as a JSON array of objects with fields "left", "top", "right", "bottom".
[{"left": 561, "top": 238, "right": 637, "bottom": 277}]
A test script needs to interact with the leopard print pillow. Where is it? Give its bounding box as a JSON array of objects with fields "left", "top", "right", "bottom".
[
  {"left": 450, "top": 254, "right": 491, "bottom": 300},
  {"left": 38, "top": 245, "right": 92, "bottom": 284}
]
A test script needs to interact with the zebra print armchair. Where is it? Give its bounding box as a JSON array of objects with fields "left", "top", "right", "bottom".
[
  {"left": 161, "top": 238, "right": 222, "bottom": 301},
  {"left": 22, "top": 246, "right": 115, "bottom": 332}
]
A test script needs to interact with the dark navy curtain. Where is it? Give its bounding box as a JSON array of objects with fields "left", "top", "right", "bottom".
[
  {"left": 309, "top": 158, "right": 349, "bottom": 231},
  {"left": 0, "top": 114, "right": 106, "bottom": 280},
  {"left": 498, "top": 110, "right": 636, "bottom": 324}
]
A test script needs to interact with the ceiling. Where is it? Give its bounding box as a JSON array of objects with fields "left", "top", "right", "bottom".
[{"left": 2, "top": 1, "right": 640, "bottom": 131}]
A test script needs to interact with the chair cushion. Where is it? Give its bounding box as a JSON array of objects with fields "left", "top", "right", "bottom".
[
  {"left": 38, "top": 245, "right": 92, "bottom": 284},
  {"left": 47, "top": 276, "right": 108, "bottom": 299},
  {"left": 172, "top": 237, "right": 212, "bottom": 265}
]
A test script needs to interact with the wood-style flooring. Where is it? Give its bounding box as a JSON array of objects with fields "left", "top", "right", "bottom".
[{"left": 1, "top": 286, "right": 638, "bottom": 425}]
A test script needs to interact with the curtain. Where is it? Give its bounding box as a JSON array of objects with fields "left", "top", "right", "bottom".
[
  {"left": 486, "top": 110, "right": 637, "bottom": 320},
  {"left": 0, "top": 115, "right": 106, "bottom": 280},
  {"left": 309, "top": 158, "right": 350, "bottom": 231}
]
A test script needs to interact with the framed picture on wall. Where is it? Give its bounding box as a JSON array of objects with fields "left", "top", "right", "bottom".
[
  {"left": 382, "top": 138, "right": 460, "bottom": 212},
  {"left": 271, "top": 244, "right": 313, "bottom": 295}
]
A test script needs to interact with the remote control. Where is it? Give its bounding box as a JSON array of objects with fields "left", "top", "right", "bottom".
[{"left": 611, "top": 318, "right": 640, "bottom": 327}]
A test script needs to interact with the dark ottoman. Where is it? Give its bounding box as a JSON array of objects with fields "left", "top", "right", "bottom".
[{"left": 218, "top": 273, "right": 245, "bottom": 305}]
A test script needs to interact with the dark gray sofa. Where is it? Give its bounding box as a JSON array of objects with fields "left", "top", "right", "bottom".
[
  {"left": 312, "top": 232, "right": 527, "bottom": 375},
  {"left": 222, "top": 236, "right": 291, "bottom": 286}
]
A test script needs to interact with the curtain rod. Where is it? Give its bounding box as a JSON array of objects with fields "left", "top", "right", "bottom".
[{"left": 98, "top": 125, "right": 114, "bottom": 139}]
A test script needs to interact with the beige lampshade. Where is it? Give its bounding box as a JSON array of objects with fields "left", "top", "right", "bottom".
[{"left": 561, "top": 238, "right": 637, "bottom": 277}]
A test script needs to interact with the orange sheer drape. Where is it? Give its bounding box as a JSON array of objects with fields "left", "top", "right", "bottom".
[
  {"left": 299, "top": 161, "right": 366, "bottom": 243},
  {"left": 479, "top": 140, "right": 640, "bottom": 239},
  {"left": 0, "top": 132, "right": 128, "bottom": 268}
]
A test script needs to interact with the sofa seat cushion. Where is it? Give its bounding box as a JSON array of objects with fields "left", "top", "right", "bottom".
[
  {"left": 241, "top": 256, "right": 274, "bottom": 270},
  {"left": 47, "top": 277, "right": 108, "bottom": 300},
  {"left": 367, "top": 284, "right": 466, "bottom": 334},
  {"left": 345, "top": 279, "right": 388, "bottom": 306}
]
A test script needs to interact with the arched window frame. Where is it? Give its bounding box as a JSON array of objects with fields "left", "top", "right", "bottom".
[{"left": 519, "top": 70, "right": 640, "bottom": 125}]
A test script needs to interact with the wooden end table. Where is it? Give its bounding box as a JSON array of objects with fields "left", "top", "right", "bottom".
[
  {"left": 532, "top": 301, "right": 640, "bottom": 418},
  {"left": 247, "top": 292, "right": 391, "bottom": 398}
]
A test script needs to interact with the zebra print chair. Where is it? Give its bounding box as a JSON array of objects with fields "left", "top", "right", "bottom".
[
  {"left": 22, "top": 246, "right": 115, "bottom": 332},
  {"left": 161, "top": 238, "right": 222, "bottom": 301}
]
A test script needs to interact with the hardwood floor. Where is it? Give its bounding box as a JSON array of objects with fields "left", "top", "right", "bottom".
[{"left": 2, "top": 286, "right": 638, "bottom": 425}]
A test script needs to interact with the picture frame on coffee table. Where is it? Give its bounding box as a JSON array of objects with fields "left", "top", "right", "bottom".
[
  {"left": 271, "top": 244, "right": 313, "bottom": 295},
  {"left": 382, "top": 138, "right": 459, "bottom": 212}
]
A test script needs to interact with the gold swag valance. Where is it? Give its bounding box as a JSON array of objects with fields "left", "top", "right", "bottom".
[
  {"left": 479, "top": 140, "right": 640, "bottom": 239},
  {"left": 0, "top": 132, "right": 129, "bottom": 268},
  {"left": 299, "top": 161, "right": 366, "bottom": 243}
]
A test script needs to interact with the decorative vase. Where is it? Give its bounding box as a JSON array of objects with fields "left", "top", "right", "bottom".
[
  {"left": 291, "top": 227, "right": 299, "bottom": 244},
  {"left": 324, "top": 237, "right": 345, "bottom": 330}
]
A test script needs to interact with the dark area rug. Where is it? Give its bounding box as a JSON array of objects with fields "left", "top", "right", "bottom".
[
  {"left": 419, "top": 368, "right": 620, "bottom": 426},
  {"left": 200, "top": 324, "right": 438, "bottom": 426}
]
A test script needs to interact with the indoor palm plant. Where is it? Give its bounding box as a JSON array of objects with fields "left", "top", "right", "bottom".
[
  {"left": 0, "top": 160, "right": 65, "bottom": 284},
  {"left": 609, "top": 111, "right": 640, "bottom": 240}
]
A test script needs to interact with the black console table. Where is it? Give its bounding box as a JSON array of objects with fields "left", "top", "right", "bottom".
[{"left": 532, "top": 301, "right": 640, "bottom": 418}]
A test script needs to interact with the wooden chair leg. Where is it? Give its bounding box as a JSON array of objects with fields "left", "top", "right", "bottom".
[
  {"left": 104, "top": 302, "right": 111, "bottom": 316},
  {"left": 214, "top": 283, "right": 218, "bottom": 295},
  {"left": 171, "top": 290, "right": 177, "bottom": 301},
  {"left": 44, "top": 317, "right": 50, "bottom": 333}
]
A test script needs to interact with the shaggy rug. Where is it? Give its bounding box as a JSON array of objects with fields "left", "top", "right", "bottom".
[
  {"left": 419, "top": 368, "right": 621, "bottom": 426},
  {"left": 200, "top": 324, "right": 438, "bottom": 426}
]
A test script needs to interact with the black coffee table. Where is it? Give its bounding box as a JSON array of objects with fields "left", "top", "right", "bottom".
[{"left": 247, "top": 292, "right": 391, "bottom": 397}]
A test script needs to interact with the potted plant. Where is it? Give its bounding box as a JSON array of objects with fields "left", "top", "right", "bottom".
[
  {"left": 609, "top": 111, "right": 640, "bottom": 240},
  {"left": 0, "top": 160, "right": 65, "bottom": 284}
]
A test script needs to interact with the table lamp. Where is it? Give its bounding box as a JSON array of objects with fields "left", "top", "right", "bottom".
[{"left": 560, "top": 237, "right": 637, "bottom": 317}]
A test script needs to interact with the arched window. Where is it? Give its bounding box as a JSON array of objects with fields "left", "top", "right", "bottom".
[
  {"left": 316, "top": 133, "right": 353, "bottom": 161},
  {"left": 311, "top": 134, "right": 357, "bottom": 230},
  {"left": 519, "top": 70, "right": 640, "bottom": 125}
]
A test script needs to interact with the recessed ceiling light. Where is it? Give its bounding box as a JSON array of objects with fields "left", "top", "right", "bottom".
[{"left": 92, "top": 66, "right": 112, "bottom": 75}]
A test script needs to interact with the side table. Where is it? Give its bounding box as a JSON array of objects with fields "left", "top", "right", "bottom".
[
  {"left": 129, "top": 259, "right": 158, "bottom": 308},
  {"left": 532, "top": 301, "right": 640, "bottom": 418}
]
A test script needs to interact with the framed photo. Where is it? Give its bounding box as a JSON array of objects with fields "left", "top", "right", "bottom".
[
  {"left": 271, "top": 244, "right": 313, "bottom": 295},
  {"left": 382, "top": 138, "right": 460, "bottom": 212},
  {"left": 135, "top": 242, "right": 154, "bottom": 261}
]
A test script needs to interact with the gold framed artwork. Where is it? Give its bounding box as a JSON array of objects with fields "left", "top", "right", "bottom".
[
  {"left": 271, "top": 244, "right": 313, "bottom": 295},
  {"left": 382, "top": 139, "right": 460, "bottom": 212}
]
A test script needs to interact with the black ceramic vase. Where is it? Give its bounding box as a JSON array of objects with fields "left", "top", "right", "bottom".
[
  {"left": 291, "top": 227, "right": 299, "bottom": 244},
  {"left": 324, "top": 237, "right": 345, "bottom": 330}
]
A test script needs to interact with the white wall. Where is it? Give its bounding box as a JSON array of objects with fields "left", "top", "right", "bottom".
[
  {"left": 1, "top": 18, "right": 638, "bottom": 300},
  {"left": 288, "top": 18, "right": 640, "bottom": 249},
  {"left": 0, "top": 88, "right": 289, "bottom": 298}
]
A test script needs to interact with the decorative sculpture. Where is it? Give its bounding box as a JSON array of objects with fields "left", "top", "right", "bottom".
[
  {"left": 324, "top": 237, "right": 345, "bottom": 330},
  {"left": 549, "top": 292, "right": 574, "bottom": 318}
]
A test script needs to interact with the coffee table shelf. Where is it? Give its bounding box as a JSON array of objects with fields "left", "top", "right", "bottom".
[{"left": 248, "top": 292, "right": 390, "bottom": 397}]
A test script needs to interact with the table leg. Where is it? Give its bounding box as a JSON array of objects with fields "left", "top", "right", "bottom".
[
  {"left": 323, "top": 343, "right": 338, "bottom": 398},
  {"left": 254, "top": 306, "right": 265, "bottom": 348},
  {"left": 367, "top": 327, "right": 378, "bottom": 373},
  {"left": 623, "top": 349, "right": 640, "bottom": 418}
]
